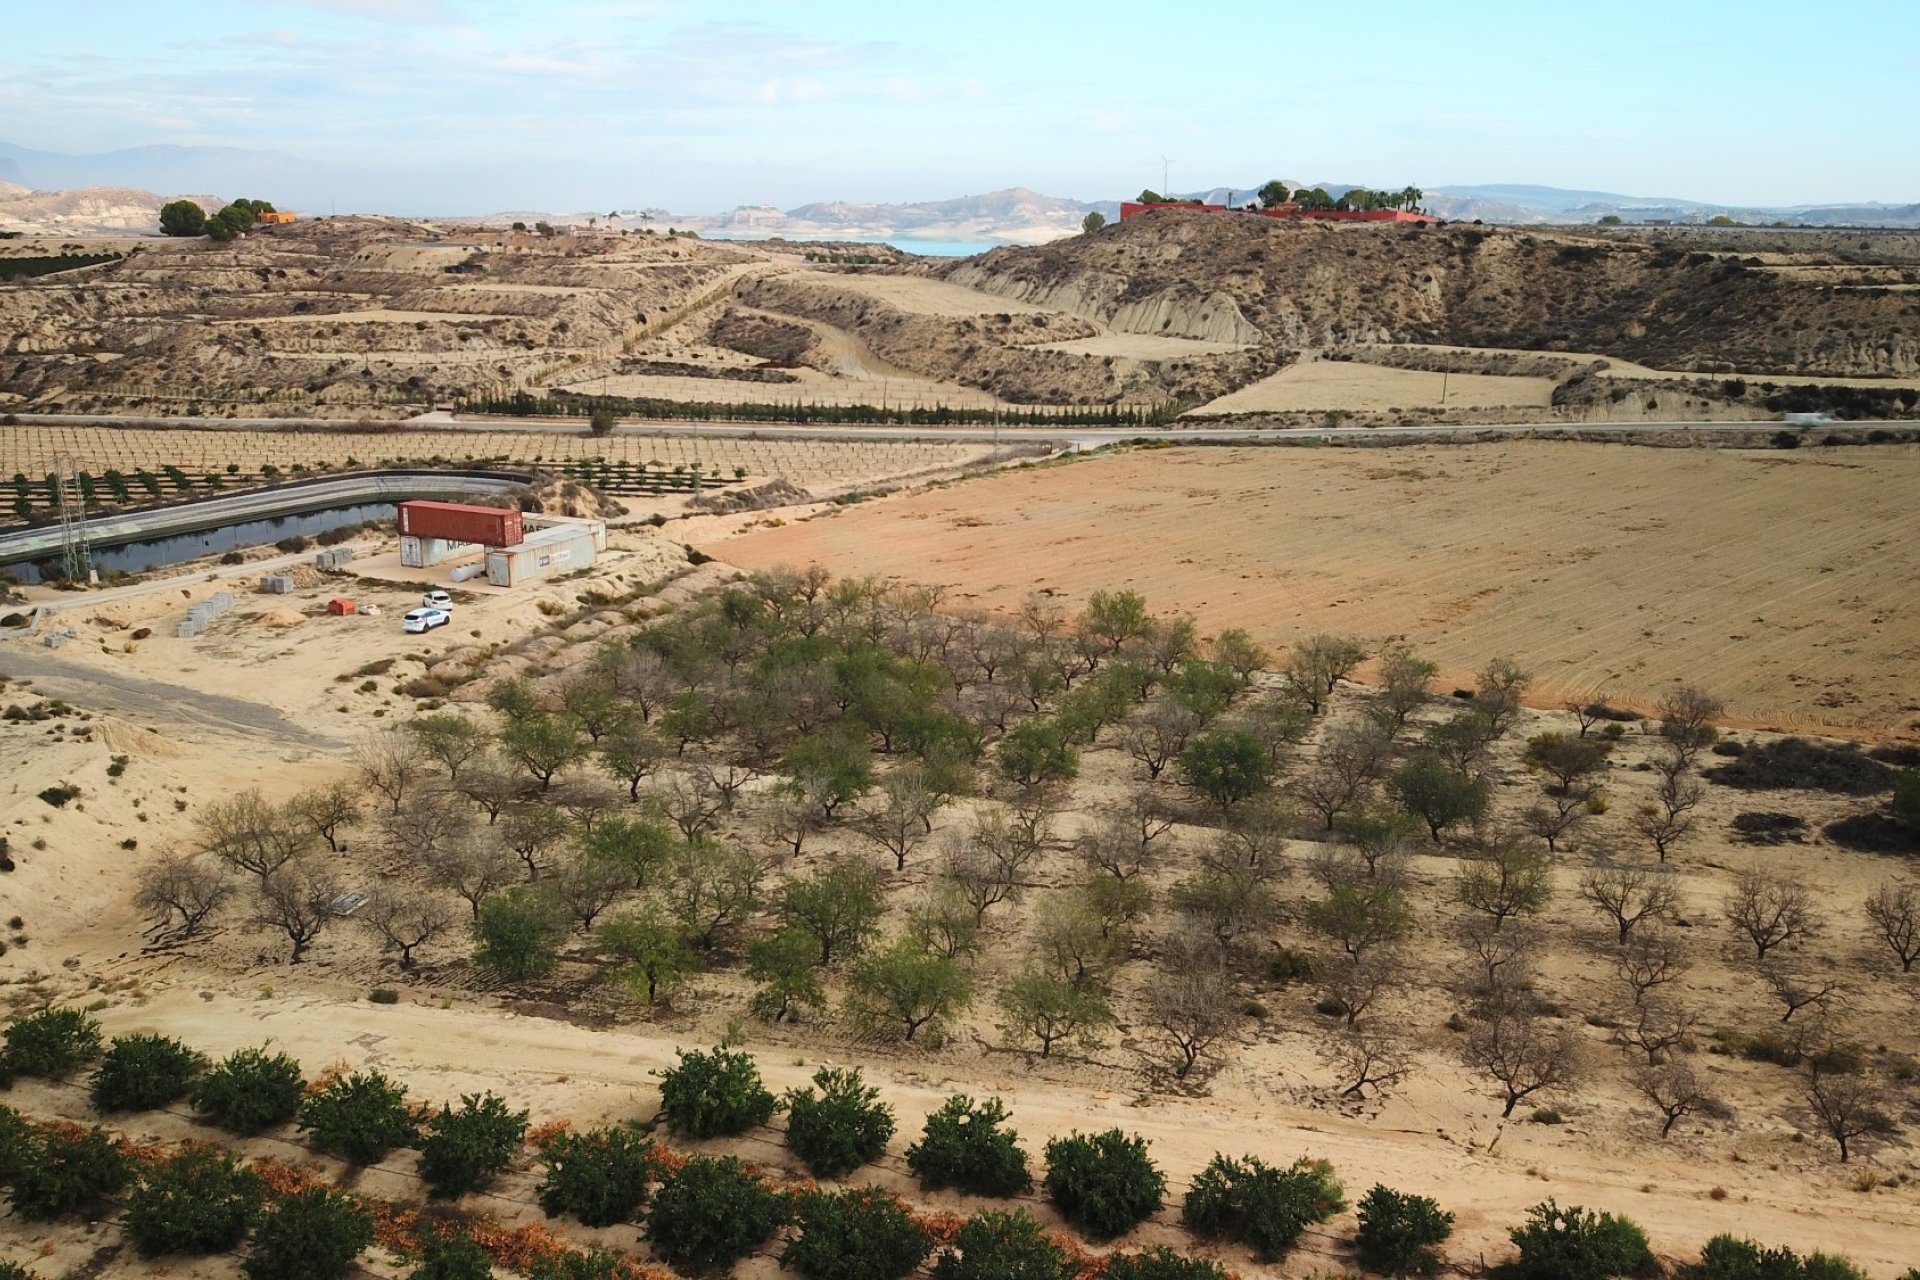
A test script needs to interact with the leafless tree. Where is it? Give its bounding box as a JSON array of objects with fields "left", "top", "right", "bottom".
[
  {"left": 455, "top": 753, "right": 529, "bottom": 824},
  {"left": 1619, "top": 995, "right": 1696, "bottom": 1066},
  {"left": 1320, "top": 948, "right": 1406, "bottom": 1027},
  {"left": 1803, "top": 1066, "right": 1896, "bottom": 1162},
  {"left": 290, "top": 780, "right": 361, "bottom": 853},
  {"left": 197, "top": 789, "right": 315, "bottom": 882},
  {"left": 499, "top": 804, "right": 570, "bottom": 880},
  {"left": 1123, "top": 700, "right": 1202, "bottom": 780},
  {"left": 862, "top": 769, "right": 939, "bottom": 871},
  {"left": 552, "top": 850, "right": 630, "bottom": 930},
  {"left": 1078, "top": 791, "right": 1175, "bottom": 882},
  {"left": 1656, "top": 686, "right": 1724, "bottom": 768},
  {"left": 593, "top": 643, "right": 675, "bottom": 721},
  {"left": 1215, "top": 793, "right": 1291, "bottom": 871},
  {"left": 1616, "top": 926, "right": 1690, "bottom": 1005},
  {"left": 1147, "top": 951, "right": 1239, "bottom": 1079},
  {"left": 360, "top": 887, "right": 455, "bottom": 969},
  {"left": 427, "top": 833, "right": 519, "bottom": 919},
  {"left": 1633, "top": 1060, "right": 1723, "bottom": 1137},
  {"left": 1459, "top": 917, "right": 1542, "bottom": 1005},
  {"left": 1173, "top": 855, "right": 1277, "bottom": 955},
  {"left": 1761, "top": 962, "right": 1838, "bottom": 1024},
  {"left": 762, "top": 788, "right": 816, "bottom": 859},
  {"left": 383, "top": 790, "right": 474, "bottom": 866},
  {"left": 1293, "top": 720, "right": 1393, "bottom": 829},
  {"left": 1725, "top": 871, "right": 1818, "bottom": 961},
  {"left": 355, "top": 728, "right": 425, "bottom": 815},
  {"left": 1578, "top": 863, "right": 1681, "bottom": 944},
  {"left": 942, "top": 810, "right": 1045, "bottom": 925},
  {"left": 662, "top": 769, "right": 724, "bottom": 842},
  {"left": 1521, "top": 785, "right": 1600, "bottom": 854},
  {"left": 1321, "top": 1028, "right": 1413, "bottom": 1098},
  {"left": 252, "top": 865, "right": 342, "bottom": 963},
  {"left": 1864, "top": 879, "right": 1920, "bottom": 972},
  {"left": 1630, "top": 766, "right": 1701, "bottom": 862},
  {"left": 1464, "top": 1005, "right": 1580, "bottom": 1118},
  {"left": 133, "top": 852, "right": 234, "bottom": 940}
]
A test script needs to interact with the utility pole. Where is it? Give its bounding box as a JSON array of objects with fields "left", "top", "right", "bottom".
[{"left": 1161, "top": 156, "right": 1173, "bottom": 197}]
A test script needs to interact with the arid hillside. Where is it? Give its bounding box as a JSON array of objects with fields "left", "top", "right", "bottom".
[
  {"left": 0, "top": 217, "right": 752, "bottom": 412},
  {"left": 944, "top": 213, "right": 1920, "bottom": 380}
]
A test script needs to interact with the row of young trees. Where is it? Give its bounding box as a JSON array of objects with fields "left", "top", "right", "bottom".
[
  {"left": 128, "top": 567, "right": 1918, "bottom": 1155},
  {"left": 3, "top": 1015, "right": 1897, "bottom": 1280}
]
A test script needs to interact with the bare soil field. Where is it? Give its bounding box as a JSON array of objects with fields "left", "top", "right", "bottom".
[
  {"left": 709, "top": 442, "right": 1920, "bottom": 738},
  {"left": 1197, "top": 356, "right": 1556, "bottom": 414}
]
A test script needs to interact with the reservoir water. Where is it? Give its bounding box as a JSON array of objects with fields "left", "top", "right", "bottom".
[{"left": 3, "top": 502, "right": 396, "bottom": 583}]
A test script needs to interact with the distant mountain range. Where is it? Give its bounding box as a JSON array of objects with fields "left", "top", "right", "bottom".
[{"left": 1, "top": 139, "right": 1916, "bottom": 238}]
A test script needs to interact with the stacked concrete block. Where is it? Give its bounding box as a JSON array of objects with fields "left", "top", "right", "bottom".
[
  {"left": 179, "top": 591, "right": 235, "bottom": 638},
  {"left": 260, "top": 574, "right": 295, "bottom": 594},
  {"left": 313, "top": 547, "right": 356, "bottom": 570}
]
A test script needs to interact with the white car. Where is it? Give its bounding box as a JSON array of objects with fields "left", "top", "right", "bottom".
[
  {"left": 402, "top": 607, "right": 451, "bottom": 633},
  {"left": 422, "top": 590, "right": 454, "bottom": 611}
]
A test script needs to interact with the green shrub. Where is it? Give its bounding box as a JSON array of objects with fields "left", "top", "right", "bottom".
[
  {"left": 645, "top": 1154, "right": 790, "bottom": 1277},
  {"left": 122, "top": 1147, "right": 263, "bottom": 1256},
  {"left": 780, "top": 1184, "right": 931, "bottom": 1280},
  {"left": 0, "top": 1263, "right": 37, "bottom": 1280},
  {"left": 418, "top": 1091, "right": 529, "bottom": 1197},
  {"left": 9, "top": 1125, "right": 130, "bottom": 1220},
  {"left": 1509, "top": 1199, "right": 1654, "bottom": 1280},
  {"left": 930, "top": 1209, "right": 1070, "bottom": 1280},
  {"left": 784, "top": 1066, "right": 895, "bottom": 1178},
  {"left": 91, "top": 1033, "right": 206, "bottom": 1112},
  {"left": 0, "top": 1103, "right": 32, "bottom": 1182},
  {"left": 472, "top": 885, "right": 568, "bottom": 980},
  {"left": 192, "top": 1047, "right": 306, "bottom": 1134},
  {"left": 1042, "top": 1128, "right": 1165, "bottom": 1240},
  {"left": 1102, "top": 1247, "right": 1232, "bottom": 1280},
  {"left": 243, "top": 1186, "right": 374, "bottom": 1280},
  {"left": 408, "top": 1225, "right": 495, "bottom": 1280},
  {"left": 1704, "top": 738, "right": 1894, "bottom": 795},
  {"left": 2, "top": 1007, "right": 103, "bottom": 1080},
  {"left": 1689, "top": 1235, "right": 1869, "bottom": 1280},
  {"left": 535, "top": 1123, "right": 653, "bottom": 1227},
  {"left": 1355, "top": 1183, "right": 1454, "bottom": 1277},
  {"left": 657, "top": 1045, "right": 778, "bottom": 1139},
  {"left": 905, "top": 1094, "right": 1032, "bottom": 1197},
  {"left": 1181, "top": 1153, "right": 1344, "bottom": 1261},
  {"left": 527, "top": 1251, "right": 635, "bottom": 1280},
  {"left": 298, "top": 1069, "right": 418, "bottom": 1164}
]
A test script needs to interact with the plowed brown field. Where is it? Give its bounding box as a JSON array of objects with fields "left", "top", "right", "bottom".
[{"left": 707, "top": 442, "right": 1920, "bottom": 738}]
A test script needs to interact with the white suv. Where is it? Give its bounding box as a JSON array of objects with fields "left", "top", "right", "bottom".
[
  {"left": 403, "top": 607, "right": 451, "bottom": 633},
  {"left": 422, "top": 590, "right": 454, "bottom": 611}
]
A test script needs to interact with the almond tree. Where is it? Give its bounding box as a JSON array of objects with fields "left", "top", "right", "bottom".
[
  {"left": 1864, "top": 879, "right": 1920, "bottom": 972},
  {"left": 1578, "top": 863, "right": 1681, "bottom": 945},
  {"left": 1464, "top": 1005, "right": 1579, "bottom": 1118},
  {"left": 1724, "top": 871, "right": 1818, "bottom": 961}
]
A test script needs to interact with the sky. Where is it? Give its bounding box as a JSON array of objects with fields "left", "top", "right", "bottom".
[{"left": 3, "top": 0, "right": 1917, "bottom": 213}]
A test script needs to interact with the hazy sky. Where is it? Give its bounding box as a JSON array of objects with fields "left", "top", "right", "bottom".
[{"left": 5, "top": 0, "right": 1917, "bottom": 211}]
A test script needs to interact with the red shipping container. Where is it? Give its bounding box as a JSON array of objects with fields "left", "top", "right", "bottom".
[{"left": 397, "top": 500, "right": 523, "bottom": 547}]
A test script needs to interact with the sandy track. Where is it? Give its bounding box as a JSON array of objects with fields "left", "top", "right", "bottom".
[
  {"left": 707, "top": 442, "right": 1920, "bottom": 737},
  {"left": 1198, "top": 359, "right": 1556, "bottom": 413}
]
